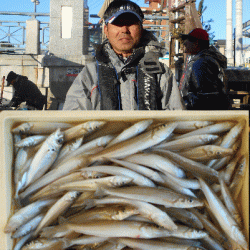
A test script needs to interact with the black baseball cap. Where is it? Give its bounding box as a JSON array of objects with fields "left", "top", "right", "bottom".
[
  {"left": 104, "top": 0, "right": 144, "bottom": 24},
  {"left": 6, "top": 71, "right": 18, "bottom": 86}
]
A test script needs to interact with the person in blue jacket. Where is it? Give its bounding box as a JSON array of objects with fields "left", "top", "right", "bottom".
[{"left": 179, "top": 28, "right": 231, "bottom": 110}]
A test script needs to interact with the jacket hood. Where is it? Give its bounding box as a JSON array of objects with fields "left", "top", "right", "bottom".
[
  {"left": 199, "top": 46, "right": 227, "bottom": 68},
  {"left": 138, "top": 29, "right": 164, "bottom": 56}
]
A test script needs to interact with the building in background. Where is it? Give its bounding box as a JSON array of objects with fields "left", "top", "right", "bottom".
[{"left": 142, "top": 0, "right": 169, "bottom": 50}]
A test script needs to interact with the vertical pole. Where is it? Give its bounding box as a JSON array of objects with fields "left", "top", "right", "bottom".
[
  {"left": 234, "top": 28, "right": 236, "bottom": 66},
  {"left": 235, "top": 0, "right": 243, "bottom": 66},
  {"left": 226, "top": 0, "right": 234, "bottom": 66},
  {"left": 157, "top": 0, "right": 164, "bottom": 37},
  {"left": 175, "top": 0, "right": 179, "bottom": 80},
  {"left": 1, "top": 76, "right": 5, "bottom": 102}
]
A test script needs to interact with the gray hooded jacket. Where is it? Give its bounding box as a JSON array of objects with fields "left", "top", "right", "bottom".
[{"left": 63, "top": 30, "right": 184, "bottom": 110}]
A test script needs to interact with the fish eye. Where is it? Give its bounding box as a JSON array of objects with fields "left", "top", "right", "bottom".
[
  {"left": 57, "top": 138, "right": 63, "bottom": 144},
  {"left": 189, "top": 198, "right": 193, "bottom": 203}
]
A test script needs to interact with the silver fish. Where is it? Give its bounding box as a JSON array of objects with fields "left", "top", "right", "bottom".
[
  {"left": 99, "top": 186, "right": 204, "bottom": 208},
  {"left": 190, "top": 208, "right": 231, "bottom": 249},
  {"left": 210, "top": 140, "right": 241, "bottom": 171},
  {"left": 66, "top": 220, "right": 183, "bottom": 238},
  {"left": 160, "top": 173, "right": 197, "bottom": 198},
  {"left": 161, "top": 172, "right": 200, "bottom": 190},
  {"left": 13, "top": 133, "right": 22, "bottom": 155},
  {"left": 81, "top": 165, "right": 156, "bottom": 187},
  {"left": 51, "top": 137, "right": 83, "bottom": 168},
  {"left": 219, "top": 177, "right": 243, "bottom": 227},
  {"left": 164, "top": 207, "right": 203, "bottom": 230},
  {"left": 4, "top": 199, "right": 55, "bottom": 233},
  {"left": 64, "top": 204, "right": 139, "bottom": 225},
  {"left": 117, "top": 238, "right": 204, "bottom": 250},
  {"left": 200, "top": 235, "right": 225, "bottom": 250},
  {"left": 33, "top": 191, "right": 81, "bottom": 237},
  {"left": 124, "top": 153, "right": 186, "bottom": 179},
  {"left": 174, "top": 120, "right": 214, "bottom": 133},
  {"left": 90, "top": 122, "right": 177, "bottom": 162},
  {"left": 199, "top": 177, "right": 248, "bottom": 250},
  {"left": 153, "top": 134, "right": 219, "bottom": 151},
  {"left": 11, "top": 214, "right": 44, "bottom": 238},
  {"left": 107, "top": 119, "right": 153, "bottom": 147},
  {"left": 11, "top": 122, "right": 72, "bottom": 134},
  {"left": 174, "top": 121, "right": 235, "bottom": 140},
  {"left": 19, "top": 155, "right": 90, "bottom": 200},
  {"left": 63, "top": 121, "right": 106, "bottom": 142},
  {"left": 13, "top": 233, "right": 33, "bottom": 250},
  {"left": 24, "top": 128, "right": 64, "bottom": 187},
  {"left": 87, "top": 196, "right": 178, "bottom": 230},
  {"left": 56, "top": 176, "right": 133, "bottom": 192},
  {"left": 180, "top": 145, "right": 234, "bottom": 161},
  {"left": 219, "top": 120, "right": 245, "bottom": 149},
  {"left": 66, "top": 236, "right": 107, "bottom": 249},
  {"left": 229, "top": 154, "right": 248, "bottom": 200},
  {"left": 109, "top": 158, "right": 165, "bottom": 183},
  {"left": 29, "top": 172, "right": 87, "bottom": 202},
  {"left": 222, "top": 153, "right": 242, "bottom": 184},
  {"left": 208, "top": 121, "right": 243, "bottom": 169},
  {"left": 15, "top": 135, "right": 48, "bottom": 148},
  {"left": 14, "top": 147, "right": 36, "bottom": 193},
  {"left": 22, "top": 238, "right": 66, "bottom": 250},
  {"left": 54, "top": 135, "right": 115, "bottom": 168},
  {"left": 155, "top": 149, "right": 219, "bottom": 181},
  {"left": 84, "top": 121, "right": 131, "bottom": 141}
]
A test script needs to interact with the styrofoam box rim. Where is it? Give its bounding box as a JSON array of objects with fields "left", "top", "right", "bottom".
[{"left": 0, "top": 110, "right": 249, "bottom": 249}]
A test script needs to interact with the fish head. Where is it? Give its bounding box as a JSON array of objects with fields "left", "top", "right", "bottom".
[
  {"left": 112, "top": 176, "right": 133, "bottom": 187},
  {"left": 54, "top": 129, "right": 65, "bottom": 145},
  {"left": 64, "top": 191, "right": 81, "bottom": 204},
  {"left": 178, "top": 196, "right": 204, "bottom": 208},
  {"left": 12, "top": 122, "right": 32, "bottom": 134},
  {"left": 84, "top": 121, "right": 106, "bottom": 132},
  {"left": 4, "top": 221, "right": 19, "bottom": 234},
  {"left": 206, "top": 134, "right": 219, "bottom": 143}
]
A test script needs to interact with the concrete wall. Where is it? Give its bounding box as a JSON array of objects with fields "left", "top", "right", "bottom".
[
  {"left": 49, "top": 0, "right": 89, "bottom": 56},
  {"left": 46, "top": 0, "right": 92, "bottom": 109}
]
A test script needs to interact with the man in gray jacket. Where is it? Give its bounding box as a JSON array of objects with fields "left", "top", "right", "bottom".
[{"left": 63, "top": 0, "right": 184, "bottom": 110}]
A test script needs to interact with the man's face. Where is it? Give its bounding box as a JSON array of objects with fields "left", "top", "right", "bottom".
[
  {"left": 183, "top": 38, "right": 199, "bottom": 55},
  {"left": 104, "top": 13, "right": 142, "bottom": 57}
]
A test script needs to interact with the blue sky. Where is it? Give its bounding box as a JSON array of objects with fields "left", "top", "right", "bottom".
[{"left": 1, "top": 0, "right": 249, "bottom": 43}]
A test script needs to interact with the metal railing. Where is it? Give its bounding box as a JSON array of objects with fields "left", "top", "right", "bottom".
[
  {"left": 0, "top": 11, "right": 50, "bottom": 53},
  {"left": 0, "top": 20, "right": 26, "bottom": 51}
]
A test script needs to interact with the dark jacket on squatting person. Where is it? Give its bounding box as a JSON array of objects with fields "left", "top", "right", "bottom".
[
  {"left": 63, "top": 30, "right": 184, "bottom": 110},
  {"left": 6, "top": 71, "right": 47, "bottom": 110},
  {"left": 179, "top": 29, "right": 231, "bottom": 110}
]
